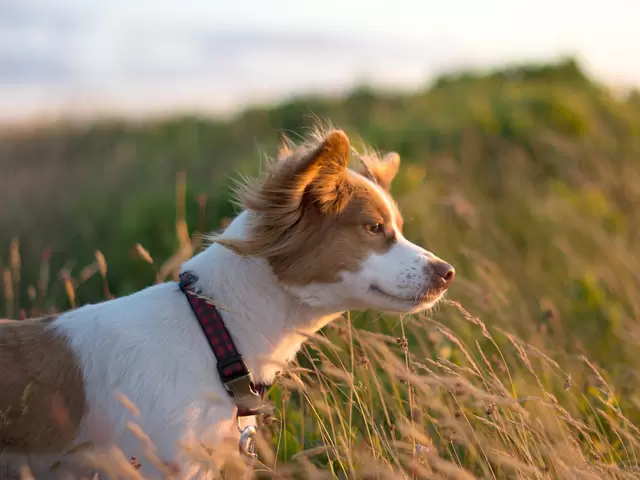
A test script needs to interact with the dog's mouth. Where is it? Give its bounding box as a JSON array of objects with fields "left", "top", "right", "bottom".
[{"left": 369, "top": 284, "right": 445, "bottom": 306}]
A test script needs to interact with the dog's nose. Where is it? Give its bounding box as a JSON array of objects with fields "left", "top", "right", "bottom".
[{"left": 429, "top": 261, "right": 455, "bottom": 289}]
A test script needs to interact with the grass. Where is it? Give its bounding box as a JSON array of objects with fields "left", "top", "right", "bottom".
[
  {"left": 4, "top": 213, "right": 640, "bottom": 479},
  {"left": 2, "top": 57, "right": 640, "bottom": 478}
]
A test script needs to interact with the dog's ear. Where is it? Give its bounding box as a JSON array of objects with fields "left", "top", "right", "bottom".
[
  {"left": 358, "top": 152, "right": 400, "bottom": 192},
  {"left": 212, "top": 130, "right": 351, "bottom": 257},
  {"left": 277, "top": 129, "right": 351, "bottom": 214}
]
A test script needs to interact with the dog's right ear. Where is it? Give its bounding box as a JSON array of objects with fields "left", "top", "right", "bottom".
[
  {"left": 276, "top": 130, "right": 351, "bottom": 214},
  {"left": 356, "top": 151, "right": 401, "bottom": 192}
]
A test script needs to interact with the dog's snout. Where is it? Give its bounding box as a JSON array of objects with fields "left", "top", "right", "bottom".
[
  {"left": 434, "top": 262, "right": 455, "bottom": 285},
  {"left": 425, "top": 261, "right": 455, "bottom": 290}
]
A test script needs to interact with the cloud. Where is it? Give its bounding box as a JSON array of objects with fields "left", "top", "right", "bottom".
[
  {"left": 111, "top": 27, "right": 461, "bottom": 86},
  {"left": 0, "top": 0, "right": 80, "bottom": 32},
  {"left": 0, "top": 52, "right": 71, "bottom": 85}
]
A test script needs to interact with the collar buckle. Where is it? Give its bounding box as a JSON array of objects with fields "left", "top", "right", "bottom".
[
  {"left": 238, "top": 425, "right": 258, "bottom": 458},
  {"left": 224, "top": 373, "right": 265, "bottom": 413}
]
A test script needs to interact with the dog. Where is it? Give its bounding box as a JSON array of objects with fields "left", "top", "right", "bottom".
[{"left": 0, "top": 128, "right": 455, "bottom": 478}]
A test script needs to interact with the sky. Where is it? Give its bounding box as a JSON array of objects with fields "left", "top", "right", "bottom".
[{"left": 0, "top": 0, "right": 638, "bottom": 124}]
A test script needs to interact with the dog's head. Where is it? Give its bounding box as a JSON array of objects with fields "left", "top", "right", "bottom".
[{"left": 218, "top": 129, "right": 454, "bottom": 314}]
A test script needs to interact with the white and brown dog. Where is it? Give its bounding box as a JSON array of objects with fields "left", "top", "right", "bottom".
[{"left": 0, "top": 129, "right": 455, "bottom": 478}]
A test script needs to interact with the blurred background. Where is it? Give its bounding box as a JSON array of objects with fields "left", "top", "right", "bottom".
[
  {"left": 1, "top": 0, "right": 638, "bottom": 124},
  {"left": 2, "top": 2, "right": 640, "bottom": 475},
  {"left": 1, "top": 0, "right": 638, "bottom": 311}
]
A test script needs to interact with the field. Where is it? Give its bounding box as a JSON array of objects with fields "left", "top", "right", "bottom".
[{"left": 2, "top": 57, "right": 640, "bottom": 478}]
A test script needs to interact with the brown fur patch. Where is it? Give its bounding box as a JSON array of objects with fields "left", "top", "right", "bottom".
[
  {"left": 215, "top": 129, "right": 404, "bottom": 285},
  {"left": 0, "top": 316, "right": 87, "bottom": 454}
]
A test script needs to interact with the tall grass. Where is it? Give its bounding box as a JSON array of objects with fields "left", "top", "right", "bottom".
[{"left": 4, "top": 152, "right": 640, "bottom": 478}]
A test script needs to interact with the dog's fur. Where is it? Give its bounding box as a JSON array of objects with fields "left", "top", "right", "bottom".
[{"left": 0, "top": 129, "right": 455, "bottom": 478}]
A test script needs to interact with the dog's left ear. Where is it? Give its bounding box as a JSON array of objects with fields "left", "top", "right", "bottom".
[{"left": 358, "top": 152, "right": 401, "bottom": 192}]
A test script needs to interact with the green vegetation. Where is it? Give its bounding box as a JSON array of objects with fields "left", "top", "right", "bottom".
[{"left": 2, "top": 57, "right": 640, "bottom": 478}]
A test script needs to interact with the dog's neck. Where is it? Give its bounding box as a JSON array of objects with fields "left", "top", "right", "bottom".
[{"left": 180, "top": 211, "right": 343, "bottom": 384}]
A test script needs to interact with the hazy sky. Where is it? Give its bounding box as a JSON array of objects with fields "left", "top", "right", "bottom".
[{"left": 0, "top": 0, "right": 638, "bottom": 123}]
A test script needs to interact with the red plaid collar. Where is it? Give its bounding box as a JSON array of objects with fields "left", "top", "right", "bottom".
[{"left": 178, "top": 271, "right": 269, "bottom": 417}]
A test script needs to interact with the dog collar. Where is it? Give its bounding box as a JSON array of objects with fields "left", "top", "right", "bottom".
[{"left": 178, "top": 271, "right": 270, "bottom": 417}]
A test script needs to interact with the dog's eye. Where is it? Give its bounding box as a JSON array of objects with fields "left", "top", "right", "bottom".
[{"left": 365, "top": 223, "right": 384, "bottom": 235}]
